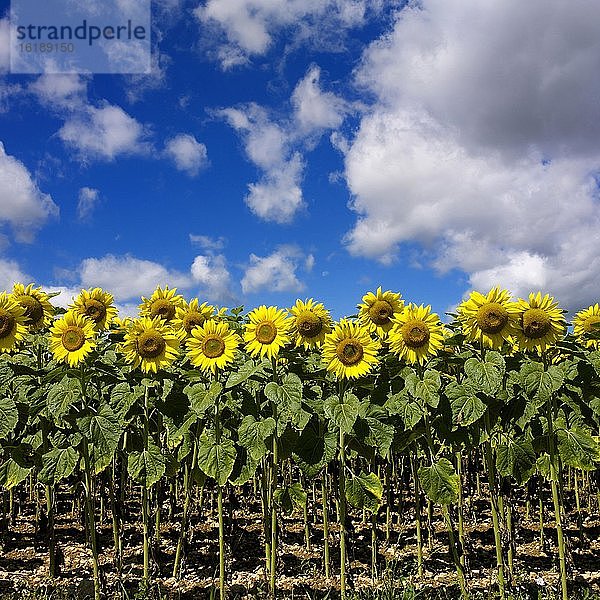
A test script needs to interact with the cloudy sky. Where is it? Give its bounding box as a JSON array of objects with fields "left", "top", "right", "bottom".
[{"left": 1, "top": 0, "right": 599, "bottom": 318}]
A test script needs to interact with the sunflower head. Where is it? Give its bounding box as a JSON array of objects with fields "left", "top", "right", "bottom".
[
  {"left": 515, "top": 292, "right": 566, "bottom": 353},
  {"left": 70, "top": 287, "right": 118, "bottom": 331},
  {"left": 173, "top": 298, "right": 216, "bottom": 340},
  {"left": 120, "top": 316, "right": 180, "bottom": 373},
  {"left": 388, "top": 304, "right": 445, "bottom": 365},
  {"left": 457, "top": 286, "right": 519, "bottom": 349},
  {"left": 573, "top": 303, "right": 600, "bottom": 348},
  {"left": 322, "top": 319, "right": 380, "bottom": 380},
  {"left": 244, "top": 305, "right": 291, "bottom": 360},
  {"left": 289, "top": 298, "right": 333, "bottom": 350},
  {"left": 0, "top": 293, "right": 27, "bottom": 354},
  {"left": 139, "top": 286, "right": 185, "bottom": 323},
  {"left": 187, "top": 319, "right": 241, "bottom": 374},
  {"left": 11, "top": 283, "right": 54, "bottom": 330},
  {"left": 49, "top": 311, "right": 97, "bottom": 367},
  {"left": 358, "top": 287, "right": 404, "bottom": 337}
]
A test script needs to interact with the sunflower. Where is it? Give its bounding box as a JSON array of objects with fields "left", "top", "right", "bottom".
[
  {"left": 358, "top": 287, "right": 404, "bottom": 338},
  {"left": 0, "top": 293, "right": 27, "bottom": 353},
  {"left": 322, "top": 319, "right": 380, "bottom": 379},
  {"left": 139, "top": 286, "right": 185, "bottom": 323},
  {"left": 457, "top": 286, "right": 519, "bottom": 349},
  {"left": 120, "top": 316, "right": 179, "bottom": 373},
  {"left": 573, "top": 304, "right": 600, "bottom": 349},
  {"left": 49, "top": 311, "right": 97, "bottom": 367},
  {"left": 288, "top": 298, "right": 333, "bottom": 350},
  {"left": 172, "top": 298, "right": 216, "bottom": 340},
  {"left": 514, "top": 292, "right": 566, "bottom": 353},
  {"left": 388, "top": 304, "right": 445, "bottom": 365},
  {"left": 244, "top": 305, "right": 291, "bottom": 360},
  {"left": 70, "top": 287, "right": 118, "bottom": 331},
  {"left": 11, "top": 283, "right": 54, "bottom": 330},
  {"left": 187, "top": 320, "right": 240, "bottom": 374}
]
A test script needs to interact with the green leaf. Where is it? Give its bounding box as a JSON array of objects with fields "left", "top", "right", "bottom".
[
  {"left": 520, "top": 362, "right": 564, "bottom": 405},
  {"left": 274, "top": 483, "right": 307, "bottom": 515},
  {"left": 464, "top": 352, "right": 505, "bottom": 395},
  {"left": 127, "top": 440, "right": 166, "bottom": 488},
  {"left": 264, "top": 373, "right": 303, "bottom": 409},
  {"left": 447, "top": 382, "right": 486, "bottom": 427},
  {"left": 47, "top": 376, "right": 81, "bottom": 419},
  {"left": 385, "top": 391, "right": 424, "bottom": 429},
  {"left": 293, "top": 418, "right": 337, "bottom": 478},
  {"left": 225, "top": 360, "right": 265, "bottom": 388},
  {"left": 186, "top": 381, "right": 223, "bottom": 416},
  {"left": 418, "top": 458, "right": 459, "bottom": 505},
  {"left": 345, "top": 471, "right": 383, "bottom": 513},
  {"left": 110, "top": 382, "right": 142, "bottom": 419},
  {"left": 496, "top": 435, "right": 536, "bottom": 484},
  {"left": 0, "top": 396, "right": 18, "bottom": 439},
  {"left": 557, "top": 427, "right": 600, "bottom": 470},
  {"left": 78, "top": 404, "right": 122, "bottom": 474},
  {"left": 196, "top": 432, "right": 236, "bottom": 486},
  {"left": 39, "top": 447, "right": 78, "bottom": 485},
  {"left": 238, "top": 416, "right": 276, "bottom": 461},
  {"left": 324, "top": 393, "right": 360, "bottom": 433},
  {"left": 0, "top": 444, "right": 33, "bottom": 489},
  {"left": 406, "top": 370, "right": 441, "bottom": 407}
]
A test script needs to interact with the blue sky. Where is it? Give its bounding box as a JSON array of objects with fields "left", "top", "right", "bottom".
[{"left": 1, "top": 0, "right": 600, "bottom": 320}]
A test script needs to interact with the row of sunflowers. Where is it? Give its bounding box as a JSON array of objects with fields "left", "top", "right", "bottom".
[{"left": 0, "top": 283, "right": 598, "bottom": 374}]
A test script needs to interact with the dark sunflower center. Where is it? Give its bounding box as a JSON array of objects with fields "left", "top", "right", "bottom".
[
  {"left": 137, "top": 330, "right": 166, "bottom": 358},
  {"left": 583, "top": 315, "right": 600, "bottom": 333},
  {"left": 476, "top": 302, "right": 509, "bottom": 334},
  {"left": 202, "top": 335, "right": 226, "bottom": 359},
  {"left": 401, "top": 319, "right": 430, "bottom": 348},
  {"left": 84, "top": 299, "right": 106, "bottom": 323},
  {"left": 61, "top": 326, "right": 86, "bottom": 352},
  {"left": 336, "top": 338, "right": 364, "bottom": 366},
  {"left": 183, "top": 312, "right": 206, "bottom": 334},
  {"left": 0, "top": 310, "right": 15, "bottom": 339},
  {"left": 256, "top": 321, "right": 277, "bottom": 344},
  {"left": 368, "top": 300, "right": 393, "bottom": 326},
  {"left": 150, "top": 299, "right": 176, "bottom": 321},
  {"left": 18, "top": 295, "right": 44, "bottom": 326},
  {"left": 297, "top": 312, "right": 322, "bottom": 338},
  {"left": 522, "top": 308, "right": 551, "bottom": 339}
]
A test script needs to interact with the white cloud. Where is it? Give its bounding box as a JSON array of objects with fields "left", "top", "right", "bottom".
[
  {"left": 29, "top": 74, "right": 87, "bottom": 110},
  {"left": 0, "top": 258, "right": 31, "bottom": 291},
  {"left": 191, "top": 254, "right": 235, "bottom": 302},
  {"left": 0, "top": 142, "right": 59, "bottom": 242},
  {"left": 241, "top": 246, "right": 307, "bottom": 294},
  {"left": 79, "top": 255, "right": 192, "bottom": 300},
  {"left": 59, "top": 104, "right": 150, "bottom": 161},
  {"left": 189, "top": 234, "right": 226, "bottom": 252},
  {"left": 164, "top": 134, "right": 208, "bottom": 176},
  {"left": 77, "top": 187, "right": 100, "bottom": 221},
  {"left": 195, "top": 0, "right": 376, "bottom": 68},
  {"left": 292, "top": 65, "right": 347, "bottom": 135},
  {"left": 342, "top": 0, "right": 600, "bottom": 310}
]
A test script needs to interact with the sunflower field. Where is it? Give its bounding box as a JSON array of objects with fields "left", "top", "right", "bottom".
[{"left": 0, "top": 284, "right": 600, "bottom": 600}]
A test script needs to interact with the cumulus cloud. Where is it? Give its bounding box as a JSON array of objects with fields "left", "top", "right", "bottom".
[
  {"left": 79, "top": 255, "right": 192, "bottom": 300},
  {"left": 0, "top": 258, "right": 31, "bottom": 291},
  {"left": 343, "top": 0, "right": 600, "bottom": 309},
  {"left": 219, "top": 67, "right": 346, "bottom": 223},
  {"left": 191, "top": 254, "right": 235, "bottom": 302},
  {"left": 29, "top": 74, "right": 88, "bottom": 111},
  {"left": 77, "top": 187, "right": 100, "bottom": 221},
  {"left": 241, "top": 246, "right": 308, "bottom": 294},
  {"left": 195, "top": 0, "right": 377, "bottom": 68},
  {"left": 164, "top": 134, "right": 208, "bottom": 176},
  {"left": 0, "top": 142, "right": 59, "bottom": 242},
  {"left": 59, "top": 104, "right": 150, "bottom": 161},
  {"left": 189, "top": 234, "right": 226, "bottom": 252},
  {"left": 292, "top": 65, "right": 347, "bottom": 135}
]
